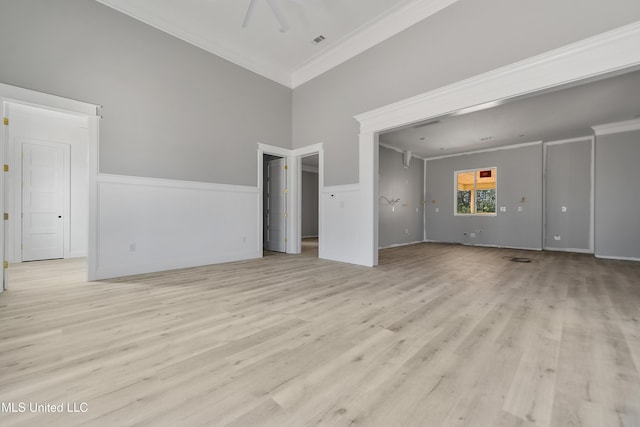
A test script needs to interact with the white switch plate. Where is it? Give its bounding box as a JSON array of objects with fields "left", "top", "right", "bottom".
[
  {"left": 561, "top": 206, "right": 567, "bottom": 212},
  {"left": 470, "top": 232, "right": 476, "bottom": 238},
  {"left": 500, "top": 206, "right": 507, "bottom": 212},
  {"left": 435, "top": 207, "right": 439, "bottom": 213},
  {"left": 517, "top": 206, "right": 523, "bottom": 212}
]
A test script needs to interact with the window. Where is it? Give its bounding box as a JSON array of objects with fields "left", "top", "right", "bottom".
[{"left": 455, "top": 168, "right": 497, "bottom": 215}]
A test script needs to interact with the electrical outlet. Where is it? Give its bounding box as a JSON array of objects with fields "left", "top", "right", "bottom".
[
  {"left": 470, "top": 232, "right": 476, "bottom": 238},
  {"left": 561, "top": 206, "right": 567, "bottom": 213},
  {"left": 517, "top": 206, "right": 523, "bottom": 212},
  {"left": 554, "top": 235, "right": 561, "bottom": 241},
  {"left": 500, "top": 206, "right": 507, "bottom": 212},
  {"left": 435, "top": 207, "right": 439, "bottom": 213}
]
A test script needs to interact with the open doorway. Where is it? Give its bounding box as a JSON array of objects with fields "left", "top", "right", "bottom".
[
  {"left": 263, "top": 154, "right": 287, "bottom": 253},
  {"left": 2, "top": 101, "right": 90, "bottom": 288},
  {"left": 300, "top": 154, "right": 319, "bottom": 257}
]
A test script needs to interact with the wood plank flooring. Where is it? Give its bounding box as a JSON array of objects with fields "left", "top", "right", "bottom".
[{"left": 0, "top": 243, "right": 639, "bottom": 426}]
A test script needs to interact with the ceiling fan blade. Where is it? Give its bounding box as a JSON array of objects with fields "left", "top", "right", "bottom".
[
  {"left": 266, "top": 0, "right": 290, "bottom": 32},
  {"left": 242, "top": 0, "right": 258, "bottom": 28}
]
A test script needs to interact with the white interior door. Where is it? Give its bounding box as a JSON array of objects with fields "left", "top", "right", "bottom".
[
  {"left": 265, "top": 157, "right": 287, "bottom": 252},
  {"left": 22, "top": 141, "right": 65, "bottom": 261}
]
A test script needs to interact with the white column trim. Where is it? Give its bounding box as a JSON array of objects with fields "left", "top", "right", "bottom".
[
  {"left": 355, "top": 21, "right": 640, "bottom": 133},
  {"left": 352, "top": 21, "right": 640, "bottom": 268}
]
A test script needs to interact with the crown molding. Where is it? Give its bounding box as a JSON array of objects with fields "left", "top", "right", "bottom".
[
  {"left": 354, "top": 20, "right": 640, "bottom": 134},
  {"left": 95, "top": 0, "right": 293, "bottom": 87},
  {"left": 291, "top": 0, "right": 459, "bottom": 88},
  {"left": 97, "top": 0, "right": 459, "bottom": 89},
  {"left": 592, "top": 118, "right": 640, "bottom": 135},
  {"left": 543, "top": 136, "right": 594, "bottom": 146},
  {"left": 423, "top": 141, "right": 542, "bottom": 161}
]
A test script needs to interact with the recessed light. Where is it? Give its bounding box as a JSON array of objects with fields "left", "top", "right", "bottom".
[{"left": 480, "top": 136, "right": 493, "bottom": 141}]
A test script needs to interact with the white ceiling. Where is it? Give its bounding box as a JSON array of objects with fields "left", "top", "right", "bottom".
[
  {"left": 96, "top": 0, "right": 457, "bottom": 88},
  {"left": 380, "top": 69, "right": 640, "bottom": 159}
]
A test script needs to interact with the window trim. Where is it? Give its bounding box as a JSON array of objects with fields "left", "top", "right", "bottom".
[{"left": 454, "top": 167, "right": 498, "bottom": 216}]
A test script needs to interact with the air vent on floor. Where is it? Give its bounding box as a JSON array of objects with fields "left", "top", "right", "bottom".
[
  {"left": 505, "top": 256, "right": 532, "bottom": 263},
  {"left": 313, "top": 35, "right": 326, "bottom": 44}
]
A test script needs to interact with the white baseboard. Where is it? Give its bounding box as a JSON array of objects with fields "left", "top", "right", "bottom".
[
  {"left": 543, "top": 247, "right": 593, "bottom": 254},
  {"left": 595, "top": 254, "right": 640, "bottom": 262},
  {"left": 468, "top": 243, "right": 542, "bottom": 251},
  {"left": 379, "top": 240, "right": 424, "bottom": 249}
]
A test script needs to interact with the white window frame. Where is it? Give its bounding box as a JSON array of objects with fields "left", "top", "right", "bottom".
[{"left": 454, "top": 167, "right": 498, "bottom": 216}]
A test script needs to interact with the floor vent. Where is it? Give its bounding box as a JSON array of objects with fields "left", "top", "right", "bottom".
[{"left": 506, "top": 256, "right": 532, "bottom": 263}]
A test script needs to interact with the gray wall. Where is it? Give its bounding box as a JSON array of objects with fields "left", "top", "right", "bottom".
[
  {"left": 292, "top": 0, "right": 640, "bottom": 186},
  {"left": 425, "top": 144, "right": 543, "bottom": 249},
  {"left": 0, "top": 0, "right": 292, "bottom": 186},
  {"left": 595, "top": 129, "right": 640, "bottom": 259},
  {"left": 301, "top": 171, "right": 319, "bottom": 237},
  {"left": 379, "top": 147, "right": 424, "bottom": 248},
  {"left": 545, "top": 139, "right": 592, "bottom": 251}
]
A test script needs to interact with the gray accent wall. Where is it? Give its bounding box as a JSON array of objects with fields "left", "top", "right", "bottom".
[
  {"left": 379, "top": 147, "right": 424, "bottom": 248},
  {"left": 292, "top": 0, "right": 640, "bottom": 186},
  {"left": 0, "top": 0, "right": 292, "bottom": 186},
  {"left": 595, "top": 129, "right": 640, "bottom": 259},
  {"left": 301, "top": 171, "right": 319, "bottom": 237},
  {"left": 425, "top": 144, "right": 543, "bottom": 249},
  {"left": 544, "top": 139, "right": 592, "bottom": 251}
]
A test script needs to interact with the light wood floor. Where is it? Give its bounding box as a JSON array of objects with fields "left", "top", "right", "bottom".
[{"left": 1, "top": 244, "right": 639, "bottom": 426}]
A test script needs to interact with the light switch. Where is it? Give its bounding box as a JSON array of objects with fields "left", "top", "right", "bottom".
[
  {"left": 500, "top": 206, "right": 507, "bottom": 212},
  {"left": 561, "top": 206, "right": 567, "bottom": 213},
  {"left": 554, "top": 235, "right": 561, "bottom": 241},
  {"left": 517, "top": 206, "right": 523, "bottom": 212},
  {"left": 435, "top": 207, "right": 439, "bottom": 213}
]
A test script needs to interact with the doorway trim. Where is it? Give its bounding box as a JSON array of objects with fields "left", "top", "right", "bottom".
[
  {"left": 0, "top": 83, "right": 100, "bottom": 287},
  {"left": 294, "top": 143, "right": 324, "bottom": 256},
  {"left": 353, "top": 20, "right": 640, "bottom": 267},
  {"left": 257, "top": 142, "right": 324, "bottom": 256},
  {"left": 257, "top": 143, "right": 293, "bottom": 254}
]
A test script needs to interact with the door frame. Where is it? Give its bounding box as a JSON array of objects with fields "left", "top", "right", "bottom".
[
  {"left": 0, "top": 83, "right": 100, "bottom": 288},
  {"left": 257, "top": 142, "right": 324, "bottom": 256},
  {"left": 19, "top": 139, "right": 70, "bottom": 262},
  {"left": 294, "top": 144, "right": 323, "bottom": 256}
]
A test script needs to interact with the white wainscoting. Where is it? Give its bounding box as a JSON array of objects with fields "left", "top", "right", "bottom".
[
  {"left": 93, "top": 174, "right": 260, "bottom": 280},
  {"left": 320, "top": 184, "right": 372, "bottom": 266}
]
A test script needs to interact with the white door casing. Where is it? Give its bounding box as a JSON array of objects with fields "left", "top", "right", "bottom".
[
  {"left": 265, "top": 157, "right": 287, "bottom": 252},
  {"left": 22, "top": 141, "right": 67, "bottom": 261}
]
